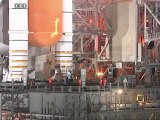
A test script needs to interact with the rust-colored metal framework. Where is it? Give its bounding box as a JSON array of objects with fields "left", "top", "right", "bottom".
[
  {"left": 72, "top": 0, "right": 132, "bottom": 60},
  {"left": 137, "top": 0, "right": 160, "bottom": 85},
  {"left": 72, "top": 0, "right": 132, "bottom": 81},
  {"left": 72, "top": 0, "right": 160, "bottom": 85},
  {"left": 3, "top": 0, "right": 160, "bottom": 119}
]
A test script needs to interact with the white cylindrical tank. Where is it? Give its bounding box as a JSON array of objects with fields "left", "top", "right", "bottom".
[
  {"left": 55, "top": 0, "right": 73, "bottom": 74},
  {"left": 8, "top": 0, "right": 28, "bottom": 85}
]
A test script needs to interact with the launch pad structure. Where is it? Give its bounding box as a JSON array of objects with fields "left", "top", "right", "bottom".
[{"left": 0, "top": 0, "right": 160, "bottom": 120}]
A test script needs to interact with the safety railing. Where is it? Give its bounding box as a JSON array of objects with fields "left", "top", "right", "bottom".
[
  {"left": 27, "top": 82, "right": 136, "bottom": 93},
  {"left": 0, "top": 83, "right": 24, "bottom": 92},
  {"left": 145, "top": 32, "right": 160, "bottom": 41},
  {"left": 0, "top": 82, "right": 137, "bottom": 93}
]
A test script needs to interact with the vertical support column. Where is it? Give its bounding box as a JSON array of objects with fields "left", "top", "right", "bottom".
[
  {"left": 144, "top": 3, "right": 147, "bottom": 40},
  {"left": 55, "top": 0, "right": 73, "bottom": 74},
  {"left": 136, "top": 5, "right": 141, "bottom": 66},
  {"left": 81, "top": 35, "right": 84, "bottom": 54},
  {"left": 0, "top": 93, "right": 1, "bottom": 120},
  {"left": 145, "top": 68, "right": 151, "bottom": 85},
  {"left": 0, "top": 56, "right": 3, "bottom": 82},
  {"left": 8, "top": 0, "right": 28, "bottom": 85},
  {"left": 95, "top": 36, "right": 99, "bottom": 53},
  {"left": 153, "top": 2, "right": 158, "bottom": 32},
  {"left": 154, "top": 3, "right": 159, "bottom": 63},
  {"left": 105, "top": 37, "right": 110, "bottom": 59},
  {"left": 143, "top": 3, "right": 150, "bottom": 85},
  {"left": 94, "top": 3, "right": 99, "bottom": 53},
  {"left": 81, "top": 69, "right": 86, "bottom": 87}
]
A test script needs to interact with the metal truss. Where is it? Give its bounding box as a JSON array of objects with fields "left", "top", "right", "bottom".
[
  {"left": 0, "top": 84, "right": 29, "bottom": 120},
  {"left": 72, "top": 0, "right": 112, "bottom": 69},
  {"left": 64, "top": 88, "right": 160, "bottom": 120},
  {"left": 100, "top": 109, "right": 160, "bottom": 120},
  {"left": 143, "top": 1, "right": 160, "bottom": 42},
  {"left": 72, "top": 0, "right": 131, "bottom": 71},
  {"left": 137, "top": 0, "right": 160, "bottom": 85},
  {"left": 1, "top": 93, "right": 29, "bottom": 120},
  {"left": 0, "top": 84, "right": 160, "bottom": 120},
  {"left": 136, "top": 0, "right": 160, "bottom": 45}
]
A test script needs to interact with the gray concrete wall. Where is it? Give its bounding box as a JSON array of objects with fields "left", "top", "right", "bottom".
[
  {"left": 0, "top": 1, "right": 9, "bottom": 80},
  {"left": 28, "top": 45, "right": 55, "bottom": 71},
  {"left": 0, "top": 0, "right": 9, "bottom": 45},
  {"left": 2, "top": 0, "right": 9, "bottom": 45},
  {"left": 106, "top": 1, "right": 137, "bottom": 62},
  {"left": 29, "top": 88, "right": 160, "bottom": 119},
  {"left": 29, "top": 92, "right": 65, "bottom": 119},
  {"left": 0, "top": 3, "right": 3, "bottom": 44},
  {"left": 121, "top": 1, "right": 137, "bottom": 62},
  {"left": 29, "top": 46, "right": 51, "bottom": 57}
]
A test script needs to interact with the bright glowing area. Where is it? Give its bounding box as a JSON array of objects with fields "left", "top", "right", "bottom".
[
  {"left": 89, "top": 19, "right": 93, "bottom": 24},
  {"left": 51, "top": 18, "right": 59, "bottom": 38},
  {"left": 136, "top": 94, "right": 144, "bottom": 102},
  {"left": 118, "top": 89, "right": 123, "bottom": 94},
  {"left": 97, "top": 72, "right": 103, "bottom": 76}
]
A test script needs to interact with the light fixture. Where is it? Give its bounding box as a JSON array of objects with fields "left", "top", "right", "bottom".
[
  {"left": 97, "top": 72, "right": 103, "bottom": 76},
  {"left": 118, "top": 89, "right": 123, "bottom": 94}
]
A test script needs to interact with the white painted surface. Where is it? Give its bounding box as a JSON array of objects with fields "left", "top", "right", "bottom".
[
  {"left": 59, "top": 35, "right": 72, "bottom": 42},
  {"left": 56, "top": 42, "right": 72, "bottom": 52},
  {"left": 9, "top": 41, "right": 28, "bottom": 50},
  {"left": 8, "top": 0, "right": 28, "bottom": 84},
  {"left": 63, "top": 0, "right": 72, "bottom": 12},
  {"left": 9, "top": 10, "right": 28, "bottom": 30},
  {"left": 138, "top": 43, "right": 142, "bottom": 62},
  {"left": 9, "top": 67, "right": 26, "bottom": 72},
  {"left": 9, "top": 56, "right": 28, "bottom": 61},
  {"left": 116, "top": 62, "right": 122, "bottom": 68},
  {"left": 9, "top": 33, "right": 28, "bottom": 40},
  {"left": 55, "top": 0, "right": 73, "bottom": 74},
  {"left": 63, "top": 13, "right": 72, "bottom": 33},
  {"left": 55, "top": 56, "right": 72, "bottom": 61},
  {"left": 9, "top": 0, "right": 28, "bottom": 8}
]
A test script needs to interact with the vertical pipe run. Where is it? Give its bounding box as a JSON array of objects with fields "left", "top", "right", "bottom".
[
  {"left": 81, "top": 35, "right": 84, "bottom": 54},
  {"left": 144, "top": 3, "right": 147, "bottom": 37},
  {"left": 0, "top": 56, "right": 3, "bottom": 82},
  {"left": 153, "top": 2, "right": 158, "bottom": 32},
  {"left": 0, "top": 93, "right": 1, "bottom": 120},
  {"left": 94, "top": 1, "right": 99, "bottom": 53}
]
